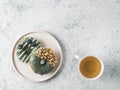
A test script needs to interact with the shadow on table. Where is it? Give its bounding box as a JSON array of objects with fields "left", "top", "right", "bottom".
[{"left": 101, "top": 59, "right": 120, "bottom": 82}]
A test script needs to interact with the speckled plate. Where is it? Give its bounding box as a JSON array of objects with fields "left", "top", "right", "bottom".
[{"left": 12, "top": 32, "right": 63, "bottom": 82}]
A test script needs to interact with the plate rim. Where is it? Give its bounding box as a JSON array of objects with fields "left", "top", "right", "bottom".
[{"left": 12, "top": 31, "right": 63, "bottom": 82}]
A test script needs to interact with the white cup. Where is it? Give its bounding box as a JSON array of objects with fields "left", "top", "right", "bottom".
[{"left": 75, "top": 55, "right": 104, "bottom": 80}]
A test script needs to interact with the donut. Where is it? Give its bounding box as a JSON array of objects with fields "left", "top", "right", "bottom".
[
  {"left": 16, "top": 37, "right": 42, "bottom": 63},
  {"left": 29, "top": 47, "right": 57, "bottom": 75}
]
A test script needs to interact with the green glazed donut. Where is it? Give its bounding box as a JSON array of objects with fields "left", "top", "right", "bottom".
[
  {"left": 29, "top": 53, "right": 53, "bottom": 75},
  {"left": 16, "top": 37, "right": 42, "bottom": 63}
]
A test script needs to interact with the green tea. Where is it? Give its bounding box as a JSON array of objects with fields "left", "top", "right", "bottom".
[{"left": 80, "top": 56, "right": 101, "bottom": 78}]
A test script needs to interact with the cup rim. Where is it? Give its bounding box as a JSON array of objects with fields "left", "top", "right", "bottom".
[{"left": 78, "top": 55, "right": 104, "bottom": 80}]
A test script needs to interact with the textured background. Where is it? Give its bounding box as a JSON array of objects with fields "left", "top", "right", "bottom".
[{"left": 0, "top": 0, "right": 120, "bottom": 90}]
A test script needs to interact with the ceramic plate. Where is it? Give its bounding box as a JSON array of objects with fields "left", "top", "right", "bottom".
[{"left": 12, "top": 32, "right": 62, "bottom": 82}]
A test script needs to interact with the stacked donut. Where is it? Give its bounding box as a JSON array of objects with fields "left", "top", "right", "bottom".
[{"left": 16, "top": 37, "right": 57, "bottom": 75}]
